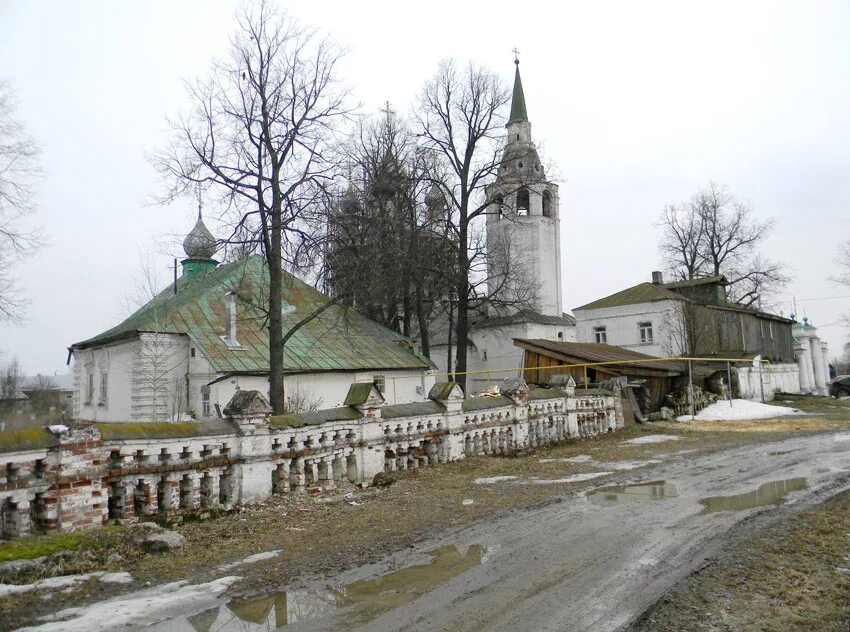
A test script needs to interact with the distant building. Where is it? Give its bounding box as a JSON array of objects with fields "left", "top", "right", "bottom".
[
  {"left": 67, "top": 213, "right": 435, "bottom": 423},
  {"left": 428, "top": 60, "right": 575, "bottom": 390},
  {"left": 0, "top": 375, "right": 74, "bottom": 431},
  {"left": 573, "top": 271, "right": 819, "bottom": 399}
]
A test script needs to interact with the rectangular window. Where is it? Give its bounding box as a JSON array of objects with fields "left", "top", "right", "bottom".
[
  {"left": 373, "top": 375, "right": 386, "bottom": 394},
  {"left": 98, "top": 373, "right": 108, "bottom": 405},
  {"left": 202, "top": 389, "right": 211, "bottom": 418},
  {"left": 593, "top": 327, "right": 607, "bottom": 344},
  {"left": 639, "top": 322, "right": 654, "bottom": 345},
  {"left": 85, "top": 373, "right": 94, "bottom": 404}
]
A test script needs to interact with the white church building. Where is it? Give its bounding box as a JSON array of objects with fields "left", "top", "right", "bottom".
[
  {"left": 68, "top": 213, "right": 435, "bottom": 423},
  {"left": 429, "top": 60, "right": 576, "bottom": 392}
]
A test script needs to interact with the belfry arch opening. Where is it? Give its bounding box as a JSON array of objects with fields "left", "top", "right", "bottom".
[
  {"left": 516, "top": 188, "right": 530, "bottom": 216},
  {"left": 542, "top": 190, "right": 553, "bottom": 217}
]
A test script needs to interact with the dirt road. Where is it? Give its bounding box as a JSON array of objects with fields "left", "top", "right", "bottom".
[
  {"left": 329, "top": 431, "right": 850, "bottom": 632},
  {"left": 31, "top": 428, "right": 843, "bottom": 632}
]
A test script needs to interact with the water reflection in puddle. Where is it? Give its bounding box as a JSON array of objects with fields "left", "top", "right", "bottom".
[
  {"left": 699, "top": 478, "right": 807, "bottom": 514},
  {"left": 159, "top": 544, "right": 484, "bottom": 631},
  {"left": 587, "top": 481, "right": 678, "bottom": 505}
]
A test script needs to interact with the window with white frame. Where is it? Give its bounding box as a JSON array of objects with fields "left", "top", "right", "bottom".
[
  {"left": 201, "top": 388, "right": 211, "bottom": 418},
  {"left": 639, "top": 322, "right": 654, "bottom": 344},
  {"left": 593, "top": 327, "right": 607, "bottom": 344},
  {"left": 373, "top": 375, "right": 386, "bottom": 394}
]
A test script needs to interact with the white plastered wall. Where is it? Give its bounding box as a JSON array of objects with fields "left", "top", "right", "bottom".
[
  {"left": 197, "top": 367, "right": 435, "bottom": 418},
  {"left": 73, "top": 341, "right": 138, "bottom": 422},
  {"left": 574, "top": 300, "right": 680, "bottom": 358}
]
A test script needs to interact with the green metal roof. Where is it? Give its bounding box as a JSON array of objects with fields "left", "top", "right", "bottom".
[
  {"left": 574, "top": 282, "right": 683, "bottom": 311},
  {"left": 71, "top": 255, "right": 435, "bottom": 375},
  {"left": 662, "top": 275, "right": 728, "bottom": 289},
  {"left": 508, "top": 64, "right": 528, "bottom": 123}
]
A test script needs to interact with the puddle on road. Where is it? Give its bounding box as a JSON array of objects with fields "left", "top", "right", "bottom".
[
  {"left": 587, "top": 480, "right": 679, "bottom": 505},
  {"left": 767, "top": 450, "right": 795, "bottom": 456},
  {"left": 699, "top": 478, "right": 807, "bottom": 514},
  {"left": 167, "top": 544, "right": 484, "bottom": 630}
]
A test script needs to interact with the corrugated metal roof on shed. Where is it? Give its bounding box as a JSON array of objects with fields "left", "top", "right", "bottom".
[{"left": 514, "top": 339, "right": 682, "bottom": 374}]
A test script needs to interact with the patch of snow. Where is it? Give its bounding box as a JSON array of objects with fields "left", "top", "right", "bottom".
[
  {"left": 462, "top": 498, "right": 475, "bottom": 505},
  {"left": 834, "top": 434, "right": 850, "bottom": 442},
  {"left": 677, "top": 399, "right": 802, "bottom": 422},
  {"left": 624, "top": 435, "right": 683, "bottom": 445},
  {"left": 530, "top": 472, "right": 613, "bottom": 484},
  {"left": 539, "top": 455, "right": 593, "bottom": 464},
  {"left": 474, "top": 475, "right": 519, "bottom": 485},
  {"left": 0, "top": 572, "right": 132, "bottom": 599},
  {"left": 603, "top": 459, "right": 663, "bottom": 471},
  {"left": 46, "top": 425, "right": 68, "bottom": 434},
  {"left": 24, "top": 576, "right": 241, "bottom": 632},
  {"left": 216, "top": 550, "right": 282, "bottom": 572},
  {"left": 98, "top": 572, "right": 133, "bottom": 585}
]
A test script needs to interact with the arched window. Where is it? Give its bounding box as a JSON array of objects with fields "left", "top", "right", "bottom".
[
  {"left": 494, "top": 194, "right": 504, "bottom": 221},
  {"left": 542, "top": 190, "right": 553, "bottom": 218},
  {"left": 516, "top": 188, "right": 530, "bottom": 216}
]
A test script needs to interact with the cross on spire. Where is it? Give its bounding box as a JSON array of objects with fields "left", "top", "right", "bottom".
[
  {"left": 195, "top": 182, "right": 203, "bottom": 219},
  {"left": 380, "top": 100, "right": 395, "bottom": 126},
  {"left": 512, "top": 47, "right": 520, "bottom": 65}
]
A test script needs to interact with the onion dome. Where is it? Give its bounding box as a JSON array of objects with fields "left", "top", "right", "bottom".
[{"left": 183, "top": 210, "right": 217, "bottom": 259}]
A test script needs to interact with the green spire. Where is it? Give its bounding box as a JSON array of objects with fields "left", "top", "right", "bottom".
[{"left": 508, "top": 60, "right": 528, "bottom": 124}]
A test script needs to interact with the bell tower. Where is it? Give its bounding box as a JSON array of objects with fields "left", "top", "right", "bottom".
[{"left": 486, "top": 57, "right": 562, "bottom": 317}]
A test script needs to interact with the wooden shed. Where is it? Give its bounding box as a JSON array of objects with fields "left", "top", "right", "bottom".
[{"left": 514, "top": 339, "right": 683, "bottom": 412}]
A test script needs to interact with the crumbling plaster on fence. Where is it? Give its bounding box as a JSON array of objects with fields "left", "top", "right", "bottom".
[{"left": 0, "top": 381, "right": 622, "bottom": 539}]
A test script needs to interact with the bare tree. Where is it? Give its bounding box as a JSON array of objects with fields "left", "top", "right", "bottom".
[
  {"left": 152, "top": 1, "right": 351, "bottom": 414},
  {"left": 0, "top": 80, "right": 42, "bottom": 322},
  {"left": 121, "top": 252, "right": 187, "bottom": 421},
  {"left": 658, "top": 182, "right": 788, "bottom": 307},
  {"left": 0, "top": 357, "right": 22, "bottom": 401},
  {"left": 414, "top": 59, "right": 544, "bottom": 389},
  {"left": 324, "top": 111, "right": 455, "bottom": 354}
]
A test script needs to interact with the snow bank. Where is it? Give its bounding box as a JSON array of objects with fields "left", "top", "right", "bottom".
[
  {"left": 677, "top": 399, "right": 803, "bottom": 422},
  {"left": 216, "top": 549, "right": 282, "bottom": 572},
  {"left": 21, "top": 576, "right": 240, "bottom": 632},
  {"left": 0, "top": 572, "right": 132, "bottom": 598},
  {"left": 474, "top": 475, "right": 519, "bottom": 485},
  {"left": 530, "top": 472, "right": 612, "bottom": 484},
  {"left": 539, "top": 455, "right": 593, "bottom": 464},
  {"left": 624, "top": 435, "right": 682, "bottom": 445}
]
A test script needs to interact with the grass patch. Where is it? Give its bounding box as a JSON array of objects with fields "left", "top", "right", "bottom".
[
  {"left": 0, "top": 527, "right": 122, "bottom": 562},
  {"left": 0, "top": 428, "right": 55, "bottom": 454},
  {"left": 632, "top": 490, "right": 850, "bottom": 632},
  {"left": 95, "top": 420, "right": 233, "bottom": 440}
]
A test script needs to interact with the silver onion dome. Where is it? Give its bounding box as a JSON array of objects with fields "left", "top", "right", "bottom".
[{"left": 182, "top": 211, "right": 217, "bottom": 259}]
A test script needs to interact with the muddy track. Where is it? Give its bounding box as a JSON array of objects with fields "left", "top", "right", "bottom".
[{"left": 17, "top": 429, "right": 850, "bottom": 631}]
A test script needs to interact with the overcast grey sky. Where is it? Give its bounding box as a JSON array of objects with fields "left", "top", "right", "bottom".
[{"left": 1, "top": 0, "right": 849, "bottom": 375}]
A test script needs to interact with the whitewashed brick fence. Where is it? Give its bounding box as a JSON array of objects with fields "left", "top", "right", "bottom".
[{"left": 0, "top": 379, "right": 623, "bottom": 540}]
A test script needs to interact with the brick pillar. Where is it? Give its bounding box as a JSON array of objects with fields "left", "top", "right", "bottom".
[
  {"left": 273, "top": 461, "right": 290, "bottom": 494},
  {"left": 200, "top": 472, "right": 218, "bottom": 508},
  {"left": 179, "top": 474, "right": 199, "bottom": 510},
  {"left": 319, "top": 458, "right": 334, "bottom": 490},
  {"left": 290, "top": 457, "right": 305, "bottom": 494}
]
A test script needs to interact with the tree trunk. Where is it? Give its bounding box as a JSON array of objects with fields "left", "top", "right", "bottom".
[
  {"left": 454, "top": 220, "right": 470, "bottom": 392},
  {"left": 415, "top": 285, "right": 430, "bottom": 359},
  {"left": 268, "top": 200, "right": 284, "bottom": 414}
]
